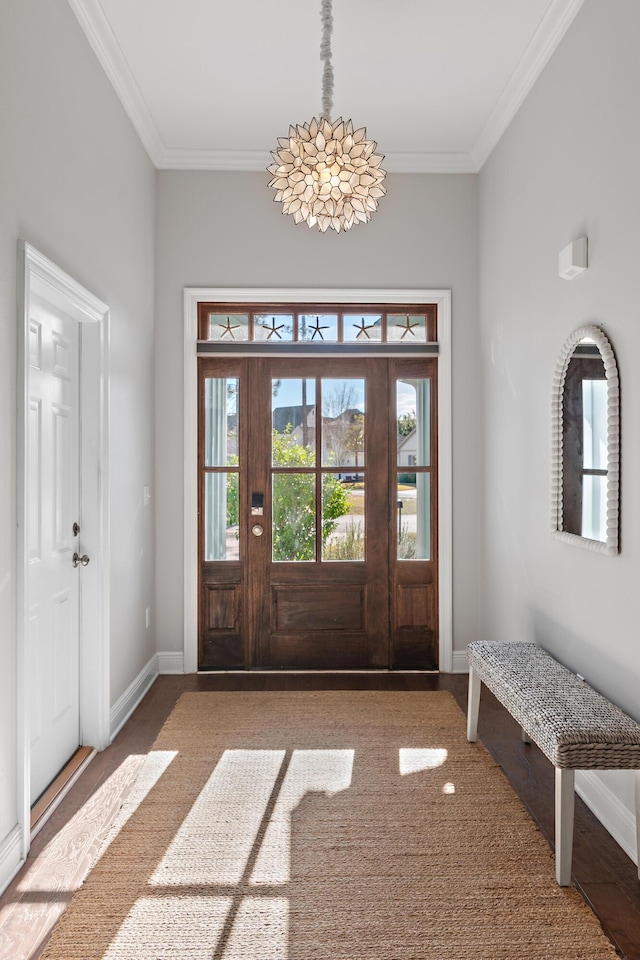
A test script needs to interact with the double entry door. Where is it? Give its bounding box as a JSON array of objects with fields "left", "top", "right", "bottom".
[{"left": 198, "top": 356, "right": 438, "bottom": 670}]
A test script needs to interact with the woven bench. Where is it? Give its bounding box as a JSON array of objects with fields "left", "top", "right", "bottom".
[{"left": 466, "top": 640, "right": 640, "bottom": 886}]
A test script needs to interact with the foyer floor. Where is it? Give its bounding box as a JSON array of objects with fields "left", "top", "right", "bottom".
[{"left": 1, "top": 672, "right": 638, "bottom": 959}]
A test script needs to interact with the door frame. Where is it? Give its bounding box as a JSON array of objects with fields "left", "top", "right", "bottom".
[
  {"left": 183, "top": 287, "right": 452, "bottom": 673},
  {"left": 16, "top": 242, "right": 111, "bottom": 860}
]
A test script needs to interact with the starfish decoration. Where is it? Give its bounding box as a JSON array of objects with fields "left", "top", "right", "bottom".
[
  {"left": 261, "top": 316, "right": 285, "bottom": 340},
  {"left": 218, "top": 316, "right": 240, "bottom": 339},
  {"left": 353, "top": 317, "right": 376, "bottom": 340},
  {"left": 395, "top": 316, "right": 421, "bottom": 339},
  {"left": 309, "top": 316, "right": 331, "bottom": 340}
]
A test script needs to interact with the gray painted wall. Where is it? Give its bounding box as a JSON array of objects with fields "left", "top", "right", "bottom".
[
  {"left": 154, "top": 170, "right": 481, "bottom": 661},
  {"left": 479, "top": 0, "right": 640, "bottom": 815},
  {"left": 0, "top": 0, "right": 156, "bottom": 855}
]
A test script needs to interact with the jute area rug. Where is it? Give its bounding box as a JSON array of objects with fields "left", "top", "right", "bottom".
[{"left": 41, "top": 691, "right": 618, "bottom": 960}]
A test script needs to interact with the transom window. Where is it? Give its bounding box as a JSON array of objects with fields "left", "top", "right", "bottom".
[{"left": 197, "top": 303, "right": 437, "bottom": 346}]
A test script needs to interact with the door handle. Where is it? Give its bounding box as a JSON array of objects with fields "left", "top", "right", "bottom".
[{"left": 72, "top": 552, "right": 90, "bottom": 567}]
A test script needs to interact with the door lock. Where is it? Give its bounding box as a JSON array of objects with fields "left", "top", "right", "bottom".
[{"left": 72, "top": 552, "right": 90, "bottom": 567}]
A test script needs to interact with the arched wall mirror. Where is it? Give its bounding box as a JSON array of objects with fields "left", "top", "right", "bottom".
[{"left": 551, "top": 324, "right": 620, "bottom": 554}]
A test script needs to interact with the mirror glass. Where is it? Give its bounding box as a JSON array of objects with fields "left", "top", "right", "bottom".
[
  {"left": 562, "top": 339, "right": 607, "bottom": 541},
  {"left": 552, "top": 325, "right": 619, "bottom": 554}
]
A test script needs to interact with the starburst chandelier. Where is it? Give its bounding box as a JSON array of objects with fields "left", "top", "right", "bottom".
[{"left": 267, "top": 0, "right": 386, "bottom": 233}]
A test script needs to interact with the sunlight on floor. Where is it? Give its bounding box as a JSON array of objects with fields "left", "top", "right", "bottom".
[
  {"left": 251, "top": 749, "right": 354, "bottom": 885},
  {"left": 398, "top": 747, "right": 447, "bottom": 775},
  {"left": 95, "top": 745, "right": 455, "bottom": 958}
]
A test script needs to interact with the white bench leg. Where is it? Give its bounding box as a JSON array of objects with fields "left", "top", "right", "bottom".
[
  {"left": 635, "top": 770, "right": 640, "bottom": 880},
  {"left": 467, "top": 667, "right": 481, "bottom": 742},
  {"left": 521, "top": 728, "right": 531, "bottom": 743},
  {"left": 555, "top": 768, "right": 575, "bottom": 886}
]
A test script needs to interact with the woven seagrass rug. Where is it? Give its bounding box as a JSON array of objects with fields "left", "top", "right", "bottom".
[{"left": 41, "top": 691, "right": 618, "bottom": 959}]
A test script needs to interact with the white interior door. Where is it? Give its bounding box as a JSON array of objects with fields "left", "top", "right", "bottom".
[{"left": 28, "top": 296, "right": 82, "bottom": 804}]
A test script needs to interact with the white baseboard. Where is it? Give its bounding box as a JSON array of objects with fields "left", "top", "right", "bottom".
[
  {"left": 109, "top": 654, "right": 159, "bottom": 741},
  {"left": 0, "top": 824, "right": 24, "bottom": 897},
  {"left": 158, "top": 651, "right": 185, "bottom": 674},
  {"left": 576, "top": 770, "right": 638, "bottom": 867},
  {"left": 451, "top": 649, "right": 469, "bottom": 673}
]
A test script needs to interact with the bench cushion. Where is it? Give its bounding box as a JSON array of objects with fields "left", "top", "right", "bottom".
[{"left": 467, "top": 641, "right": 640, "bottom": 770}]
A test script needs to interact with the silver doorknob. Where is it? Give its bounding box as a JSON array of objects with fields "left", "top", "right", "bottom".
[{"left": 72, "top": 552, "right": 90, "bottom": 567}]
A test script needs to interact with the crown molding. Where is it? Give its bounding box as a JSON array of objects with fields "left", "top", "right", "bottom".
[
  {"left": 470, "top": 0, "right": 585, "bottom": 169},
  {"left": 70, "top": 0, "right": 583, "bottom": 175},
  {"left": 67, "top": 0, "right": 165, "bottom": 164},
  {"left": 156, "top": 148, "right": 476, "bottom": 174}
]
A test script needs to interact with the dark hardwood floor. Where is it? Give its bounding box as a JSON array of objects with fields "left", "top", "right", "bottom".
[{"left": 1, "top": 672, "right": 638, "bottom": 959}]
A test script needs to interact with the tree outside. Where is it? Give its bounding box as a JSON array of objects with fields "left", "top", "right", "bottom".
[{"left": 272, "top": 427, "right": 350, "bottom": 561}]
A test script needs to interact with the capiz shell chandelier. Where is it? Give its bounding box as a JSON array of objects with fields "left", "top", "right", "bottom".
[{"left": 267, "top": 0, "right": 386, "bottom": 233}]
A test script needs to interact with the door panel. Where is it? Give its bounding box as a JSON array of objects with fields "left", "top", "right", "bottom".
[
  {"left": 198, "top": 355, "right": 438, "bottom": 670},
  {"left": 28, "top": 298, "right": 81, "bottom": 802},
  {"left": 391, "top": 358, "right": 438, "bottom": 668}
]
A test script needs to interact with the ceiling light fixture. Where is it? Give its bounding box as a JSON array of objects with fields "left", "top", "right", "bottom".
[{"left": 267, "top": 0, "right": 386, "bottom": 233}]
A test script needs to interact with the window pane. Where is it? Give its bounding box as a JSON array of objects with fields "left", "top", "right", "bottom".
[
  {"left": 397, "top": 474, "right": 430, "bottom": 560},
  {"left": 397, "top": 379, "right": 430, "bottom": 467},
  {"left": 322, "top": 475, "right": 365, "bottom": 561},
  {"left": 254, "top": 314, "right": 294, "bottom": 342},
  {"left": 582, "top": 379, "right": 608, "bottom": 470},
  {"left": 272, "top": 379, "right": 316, "bottom": 465},
  {"left": 343, "top": 314, "right": 382, "bottom": 342},
  {"left": 207, "top": 314, "right": 249, "bottom": 341},
  {"left": 272, "top": 473, "right": 316, "bottom": 561},
  {"left": 387, "top": 314, "right": 427, "bottom": 342},
  {"left": 299, "top": 314, "right": 338, "bottom": 342},
  {"left": 582, "top": 474, "right": 607, "bottom": 542},
  {"left": 205, "top": 378, "right": 239, "bottom": 466},
  {"left": 204, "top": 472, "right": 239, "bottom": 560},
  {"left": 321, "top": 378, "right": 366, "bottom": 468}
]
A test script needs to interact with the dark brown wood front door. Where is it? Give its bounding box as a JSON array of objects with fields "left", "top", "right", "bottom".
[{"left": 198, "top": 356, "right": 438, "bottom": 670}]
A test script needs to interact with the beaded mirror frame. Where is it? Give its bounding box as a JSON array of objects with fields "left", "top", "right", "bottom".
[{"left": 551, "top": 324, "right": 620, "bottom": 555}]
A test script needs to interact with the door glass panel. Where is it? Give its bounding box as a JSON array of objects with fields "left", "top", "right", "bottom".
[
  {"left": 205, "top": 472, "right": 239, "bottom": 560},
  {"left": 272, "top": 379, "right": 316, "bottom": 465},
  {"left": 321, "top": 378, "right": 366, "bottom": 468},
  {"left": 397, "top": 473, "right": 430, "bottom": 560},
  {"left": 343, "top": 314, "right": 383, "bottom": 342},
  {"left": 322, "top": 475, "right": 365, "bottom": 560},
  {"left": 299, "top": 314, "right": 338, "bottom": 342},
  {"left": 205, "top": 378, "right": 239, "bottom": 466},
  {"left": 397, "top": 379, "right": 430, "bottom": 466},
  {"left": 272, "top": 473, "right": 316, "bottom": 561},
  {"left": 254, "top": 314, "right": 294, "bottom": 342}
]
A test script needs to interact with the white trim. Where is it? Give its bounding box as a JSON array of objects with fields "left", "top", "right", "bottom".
[
  {"left": 158, "top": 651, "right": 185, "bottom": 675},
  {"left": 17, "top": 242, "right": 110, "bottom": 867},
  {"left": 550, "top": 324, "right": 619, "bottom": 555},
  {"left": 452, "top": 649, "right": 469, "bottom": 674},
  {"left": 576, "top": 770, "right": 638, "bottom": 867},
  {"left": 67, "top": 0, "right": 165, "bottom": 165},
  {"left": 470, "top": 0, "right": 585, "bottom": 169},
  {"left": 183, "top": 287, "right": 453, "bottom": 674},
  {"left": 109, "top": 654, "right": 159, "bottom": 741},
  {"left": 158, "top": 148, "right": 476, "bottom": 174},
  {"left": 68, "top": 1, "right": 582, "bottom": 175},
  {"left": 0, "top": 826, "right": 23, "bottom": 897}
]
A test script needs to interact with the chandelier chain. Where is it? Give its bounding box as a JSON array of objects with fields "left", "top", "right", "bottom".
[{"left": 320, "top": 0, "right": 334, "bottom": 119}]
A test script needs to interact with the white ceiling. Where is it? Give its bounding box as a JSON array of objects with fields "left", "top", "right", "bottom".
[{"left": 68, "top": 0, "right": 583, "bottom": 173}]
